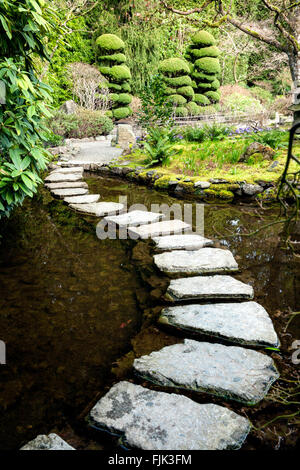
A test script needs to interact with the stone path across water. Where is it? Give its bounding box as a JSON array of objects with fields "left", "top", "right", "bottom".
[
  {"left": 89, "top": 381, "right": 251, "bottom": 450},
  {"left": 133, "top": 339, "right": 279, "bottom": 405},
  {"left": 27, "top": 143, "right": 280, "bottom": 451},
  {"left": 154, "top": 247, "right": 239, "bottom": 275},
  {"left": 20, "top": 433, "right": 75, "bottom": 450},
  {"left": 159, "top": 302, "right": 279, "bottom": 348}
]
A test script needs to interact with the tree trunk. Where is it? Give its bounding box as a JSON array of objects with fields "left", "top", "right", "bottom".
[{"left": 290, "top": 7, "right": 300, "bottom": 126}]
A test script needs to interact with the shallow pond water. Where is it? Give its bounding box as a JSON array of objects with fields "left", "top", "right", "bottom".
[{"left": 0, "top": 173, "right": 299, "bottom": 450}]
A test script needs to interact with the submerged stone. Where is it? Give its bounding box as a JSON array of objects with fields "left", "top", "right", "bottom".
[
  {"left": 133, "top": 339, "right": 279, "bottom": 404},
  {"left": 89, "top": 381, "right": 250, "bottom": 450},
  {"left": 105, "top": 210, "right": 164, "bottom": 227},
  {"left": 165, "top": 275, "right": 254, "bottom": 302},
  {"left": 154, "top": 248, "right": 239, "bottom": 275},
  {"left": 20, "top": 433, "right": 75, "bottom": 450},
  {"left": 69, "top": 201, "right": 124, "bottom": 216},
  {"left": 153, "top": 234, "right": 214, "bottom": 251},
  {"left": 159, "top": 302, "right": 279, "bottom": 347},
  {"left": 128, "top": 219, "right": 191, "bottom": 239},
  {"left": 45, "top": 182, "right": 88, "bottom": 190},
  {"left": 45, "top": 173, "right": 83, "bottom": 183},
  {"left": 51, "top": 188, "right": 89, "bottom": 198},
  {"left": 64, "top": 194, "right": 100, "bottom": 204}
]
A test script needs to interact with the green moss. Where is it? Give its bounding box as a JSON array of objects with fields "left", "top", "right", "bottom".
[
  {"left": 210, "top": 183, "right": 240, "bottom": 191},
  {"left": 192, "top": 31, "right": 216, "bottom": 46},
  {"left": 99, "top": 53, "right": 126, "bottom": 63},
  {"left": 96, "top": 34, "right": 125, "bottom": 51},
  {"left": 169, "top": 94, "right": 187, "bottom": 105},
  {"left": 164, "top": 75, "right": 192, "bottom": 87},
  {"left": 159, "top": 58, "right": 190, "bottom": 76},
  {"left": 195, "top": 57, "right": 221, "bottom": 75},
  {"left": 204, "top": 90, "right": 221, "bottom": 103},
  {"left": 113, "top": 107, "right": 131, "bottom": 119},
  {"left": 154, "top": 175, "right": 172, "bottom": 189},
  {"left": 218, "top": 190, "right": 234, "bottom": 199},
  {"left": 110, "top": 65, "right": 132, "bottom": 81},
  {"left": 194, "top": 93, "right": 211, "bottom": 106},
  {"left": 190, "top": 46, "right": 220, "bottom": 58},
  {"left": 177, "top": 86, "right": 195, "bottom": 98},
  {"left": 203, "top": 188, "right": 217, "bottom": 198},
  {"left": 186, "top": 101, "right": 199, "bottom": 115},
  {"left": 175, "top": 106, "right": 188, "bottom": 117}
]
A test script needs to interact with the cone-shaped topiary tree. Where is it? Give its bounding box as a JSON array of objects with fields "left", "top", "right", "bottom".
[
  {"left": 185, "top": 31, "right": 221, "bottom": 110},
  {"left": 158, "top": 58, "right": 195, "bottom": 117},
  {"left": 96, "top": 33, "right": 132, "bottom": 119}
]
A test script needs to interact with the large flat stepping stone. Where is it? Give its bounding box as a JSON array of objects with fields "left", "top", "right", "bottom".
[
  {"left": 128, "top": 219, "right": 191, "bottom": 239},
  {"left": 133, "top": 339, "right": 279, "bottom": 404},
  {"left": 153, "top": 234, "right": 214, "bottom": 251},
  {"left": 159, "top": 302, "right": 279, "bottom": 347},
  {"left": 64, "top": 194, "right": 100, "bottom": 204},
  {"left": 20, "top": 433, "right": 74, "bottom": 450},
  {"left": 51, "top": 166, "right": 83, "bottom": 174},
  {"left": 51, "top": 187, "right": 88, "bottom": 198},
  {"left": 69, "top": 201, "right": 124, "bottom": 217},
  {"left": 45, "top": 181, "right": 88, "bottom": 190},
  {"left": 45, "top": 173, "right": 83, "bottom": 183},
  {"left": 104, "top": 210, "right": 164, "bottom": 227},
  {"left": 154, "top": 248, "right": 238, "bottom": 275},
  {"left": 165, "top": 275, "right": 254, "bottom": 302},
  {"left": 89, "top": 381, "right": 250, "bottom": 450}
]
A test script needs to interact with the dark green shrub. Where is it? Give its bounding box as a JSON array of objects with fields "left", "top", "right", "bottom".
[
  {"left": 158, "top": 58, "right": 190, "bottom": 76},
  {"left": 96, "top": 34, "right": 132, "bottom": 119},
  {"left": 187, "top": 31, "right": 221, "bottom": 108},
  {"left": 194, "top": 94, "right": 211, "bottom": 106},
  {"left": 47, "top": 110, "right": 113, "bottom": 138}
]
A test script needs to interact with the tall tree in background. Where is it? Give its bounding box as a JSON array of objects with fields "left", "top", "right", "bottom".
[{"left": 161, "top": 0, "right": 300, "bottom": 123}]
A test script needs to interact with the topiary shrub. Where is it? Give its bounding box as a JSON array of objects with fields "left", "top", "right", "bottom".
[
  {"left": 159, "top": 57, "right": 194, "bottom": 116},
  {"left": 96, "top": 33, "right": 132, "bottom": 119},
  {"left": 186, "top": 101, "right": 199, "bottom": 115},
  {"left": 186, "top": 30, "right": 221, "bottom": 109}
]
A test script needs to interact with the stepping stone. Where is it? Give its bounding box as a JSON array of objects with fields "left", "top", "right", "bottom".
[
  {"left": 154, "top": 248, "right": 239, "bottom": 275},
  {"left": 45, "top": 182, "right": 88, "bottom": 190},
  {"left": 20, "top": 433, "right": 75, "bottom": 450},
  {"left": 128, "top": 219, "right": 191, "bottom": 239},
  {"left": 159, "top": 302, "right": 279, "bottom": 347},
  {"left": 165, "top": 275, "right": 254, "bottom": 302},
  {"left": 45, "top": 173, "right": 83, "bottom": 183},
  {"left": 104, "top": 210, "right": 164, "bottom": 227},
  {"left": 64, "top": 194, "right": 100, "bottom": 204},
  {"left": 51, "top": 166, "right": 83, "bottom": 174},
  {"left": 88, "top": 381, "right": 250, "bottom": 450},
  {"left": 51, "top": 188, "right": 88, "bottom": 198},
  {"left": 153, "top": 234, "right": 214, "bottom": 251},
  {"left": 133, "top": 339, "right": 279, "bottom": 405},
  {"left": 69, "top": 202, "right": 124, "bottom": 217}
]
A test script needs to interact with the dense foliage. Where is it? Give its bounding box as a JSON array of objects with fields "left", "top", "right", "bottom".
[{"left": 0, "top": 0, "right": 57, "bottom": 217}]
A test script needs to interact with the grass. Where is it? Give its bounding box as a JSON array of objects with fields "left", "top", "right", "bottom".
[{"left": 124, "top": 132, "right": 299, "bottom": 184}]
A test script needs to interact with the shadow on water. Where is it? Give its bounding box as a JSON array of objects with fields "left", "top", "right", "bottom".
[{"left": 0, "top": 173, "right": 299, "bottom": 450}]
